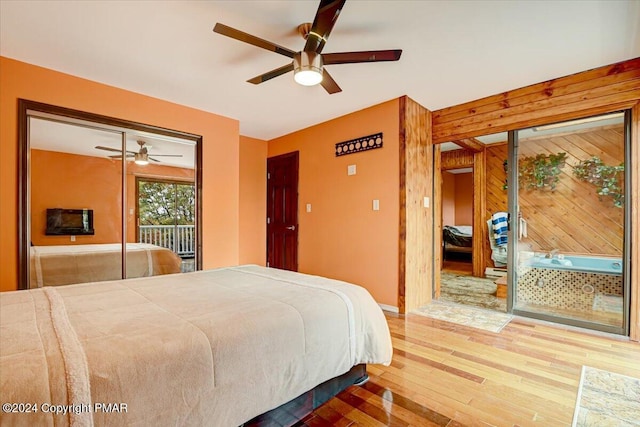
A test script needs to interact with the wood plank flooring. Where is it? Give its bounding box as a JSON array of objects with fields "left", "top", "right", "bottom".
[
  {"left": 296, "top": 312, "right": 640, "bottom": 426},
  {"left": 442, "top": 261, "right": 472, "bottom": 276}
]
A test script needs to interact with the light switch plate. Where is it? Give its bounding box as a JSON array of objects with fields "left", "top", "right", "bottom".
[
  {"left": 373, "top": 199, "right": 380, "bottom": 211},
  {"left": 347, "top": 164, "right": 356, "bottom": 175},
  {"left": 423, "top": 196, "right": 429, "bottom": 208}
]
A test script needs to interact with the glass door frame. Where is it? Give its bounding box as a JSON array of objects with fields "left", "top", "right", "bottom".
[{"left": 506, "top": 110, "right": 632, "bottom": 336}]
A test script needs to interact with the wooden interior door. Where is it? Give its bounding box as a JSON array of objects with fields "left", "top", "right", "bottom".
[{"left": 267, "top": 151, "right": 299, "bottom": 271}]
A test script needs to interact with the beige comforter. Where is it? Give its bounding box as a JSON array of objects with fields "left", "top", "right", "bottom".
[
  {"left": 0, "top": 265, "right": 392, "bottom": 426},
  {"left": 30, "top": 243, "right": 182, "bottom": 287}
]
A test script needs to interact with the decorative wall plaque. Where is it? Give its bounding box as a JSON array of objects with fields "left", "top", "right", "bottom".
[{"left": 335, "top": 132, "right": 383, "bottom": 157}]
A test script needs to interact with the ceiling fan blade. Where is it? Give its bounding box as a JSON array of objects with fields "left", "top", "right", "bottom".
[
  {"left": 147, "top": 154, "right": 183, "bottom": 157},
  {"left": 95, "top": 146, "right": 124, "bottom": 153},
  {"left": 149, "top": 157, "right": 162, "bottom": 163},
  {"left": 323, "top": 49, "right": 402, "bottom": 65},
  {"left": 320, "top": 69, "right": 342, "bottom": 94},
  {"left": 213, "top": 23, "right": 296, "bottom": 59},
  {"left": 247, "top": 63, "right": 295, "bottom": 84},
  {"left": 95, "top": 146, "right": 137, "bottom": 154},
  {"left": 304, "top": 0, "right": 346, "bottom": 54}
]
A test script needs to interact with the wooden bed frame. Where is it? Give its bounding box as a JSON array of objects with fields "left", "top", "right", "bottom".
[{"left": 245, "top": 364, "right": 367, "bottom": 426}]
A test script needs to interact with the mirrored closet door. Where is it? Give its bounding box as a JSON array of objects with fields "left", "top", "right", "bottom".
[{"left": 19, "top": 100, "right": 202, "bottom": 289}]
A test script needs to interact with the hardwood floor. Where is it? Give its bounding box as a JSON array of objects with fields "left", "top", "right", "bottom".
[
  {"left": 297, "top": 312, "right": 640, "bottom": 426},
  {"left": 442, "top": 261, "right": 472, "bottom": 276}
]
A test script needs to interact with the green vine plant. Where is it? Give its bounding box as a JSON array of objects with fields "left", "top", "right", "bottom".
[
  {"left": 573, "top": 156, "right": 625, "bottom": 208},
  {"left": 517, "top": 152, "right": 568, "bottom": 191}
]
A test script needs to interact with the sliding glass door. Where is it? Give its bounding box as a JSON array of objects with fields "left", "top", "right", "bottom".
[
  {"left": 137, "top": 178, "right": 196, "bottom": 273},
  {"left": 508, "top": 111, "right": 630, "bottom": 334}
]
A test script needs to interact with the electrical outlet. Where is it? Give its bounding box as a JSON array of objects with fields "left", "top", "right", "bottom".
[
  {"left": 306, "top": 203, "right": 312, "bottom": 213},
  {"left": 70, "top": 236, "right": 76, "bottom": 242},
  {"left": 347, "top": 165, "right": 356, "bottom": 175}
]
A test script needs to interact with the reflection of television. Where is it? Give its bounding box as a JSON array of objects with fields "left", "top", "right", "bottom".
[{"left": 46, "top": 208, "right": 94, "bottom": 235}]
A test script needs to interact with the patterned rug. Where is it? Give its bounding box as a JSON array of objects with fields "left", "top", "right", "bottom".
[
  {"left": 440, "top": 272, "right": 507, "bottom": 312},
  {"left": 412, "top": 300, "right": 513, "bottom": 333},
  {"left": 572, "top": 366, "right": 640, "bottom": 426}
]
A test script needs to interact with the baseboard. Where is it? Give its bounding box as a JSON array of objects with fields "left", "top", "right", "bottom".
[{"left": 378, "top": 303, "right": 399, "bottom": 313}]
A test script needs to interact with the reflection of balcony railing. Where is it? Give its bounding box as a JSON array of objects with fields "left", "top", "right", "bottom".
[{"left": 139, "top": 225, "right": 195, "bottom": 257}]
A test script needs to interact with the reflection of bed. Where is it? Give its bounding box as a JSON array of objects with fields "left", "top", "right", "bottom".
[
  {"left": 0, "top": 265, "right": 392, "bottom": 426},
  {"left": 30, "top": 243, "right": 182, "bottom": 287},
  {"left": 443, "top": 225, "right": 473, "bottom": 261}
]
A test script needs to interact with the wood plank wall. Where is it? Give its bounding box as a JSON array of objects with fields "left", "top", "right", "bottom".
[
  {"left": 432, "top": 58, "right": 640, "bottom": 144},
  {"left": 431, "top": 57, "right": 640, "bottom": 340},
  {"left": 485, "top": 143, "right": 508, "bottom": 269},
  {"left": 398, "top": 96, "right": 433, "bottom": 313}
]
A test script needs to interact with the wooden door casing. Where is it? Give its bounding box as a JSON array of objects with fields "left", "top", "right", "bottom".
[{"left": 267, "top": 152, "right": 299, "bottom": 271}]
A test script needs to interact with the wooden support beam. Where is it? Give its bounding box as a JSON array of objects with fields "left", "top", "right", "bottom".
[
  {"left": 398, "top": 96, "right": 433, "bottom": 313},
  {"left": 451, "top": 137, "right": 485, "bottom": 152}
]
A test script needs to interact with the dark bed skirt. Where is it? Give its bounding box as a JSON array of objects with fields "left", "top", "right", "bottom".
[{"left": 244, "top": 364, "right": 368, "bottom": 426}]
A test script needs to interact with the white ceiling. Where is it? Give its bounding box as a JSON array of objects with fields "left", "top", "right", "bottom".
[
  {"left": 30, "top": 117, "right": 196, "bottom": 169},
  {"left": 1, "top": 1, "right": 639, "bottom": 141}
]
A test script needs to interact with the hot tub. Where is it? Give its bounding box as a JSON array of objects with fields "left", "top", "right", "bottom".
[
  {"left": 517, "top": 254, "right": 623, "bottom": 313},
  {"left": 525, "top": 254, "right": 622, "bottom": 275}
]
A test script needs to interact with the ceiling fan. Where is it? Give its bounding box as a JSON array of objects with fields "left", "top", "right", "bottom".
[
  {"left": 213, "top": 0, "right": 402, "bottom": 94},
  {"left": 95, "top": 140, "right": 183, "bottom": 165}
]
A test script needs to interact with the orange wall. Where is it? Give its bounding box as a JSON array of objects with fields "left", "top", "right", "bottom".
[
  {"left": 454, "top": 173, "right": 473, "bottom": 225},
  {"left": 442, "top": 171, "right": 472, "bottom": 226},
  {"left": 442, "top": 172, "right": 455, "bottom": 225},
  {"left": 31, "top": 149, "right": 195, "bottom": 246},
  {"left": 239, "top": 135, "right": 267, "bottom": 266},
  {"left": 31, "top": 150, "right": 123, "bottom": 245},
  {"left": 0, "top": 57, "right": 240, "bottom": 291},
  {"left": 268, "top": 99, "right": 400, "bottom": 307}
]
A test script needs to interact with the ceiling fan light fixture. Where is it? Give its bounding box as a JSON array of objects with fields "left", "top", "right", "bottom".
[
  {"left": 134, "top": 152, "right": 149, "bottom": 165},
  {"left": 293, "top": 52, "right": 323, "bottom": 86}
]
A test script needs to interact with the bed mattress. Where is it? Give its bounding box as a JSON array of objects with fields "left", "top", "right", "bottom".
[
  {"left": 0, "top": 265, "right": 392, "bottom": 426},
  {"left": 29, "top": 243, "right": 182, "bottom": 287}
]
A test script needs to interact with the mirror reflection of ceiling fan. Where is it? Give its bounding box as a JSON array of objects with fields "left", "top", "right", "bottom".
[
  {"left": 95, "top": 140, "right": 183, "bottom": 165},
  {"left": 213, "top": 0, "right": 402, "bottom": 94}
]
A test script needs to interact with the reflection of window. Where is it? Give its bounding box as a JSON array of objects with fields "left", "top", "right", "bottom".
[{"left": 137, "top": 178, "right": 195, "bottom": 257}]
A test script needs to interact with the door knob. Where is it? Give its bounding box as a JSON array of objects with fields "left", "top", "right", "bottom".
[{"left": 286, "top": 225, "right": 296, "bottom": 230}]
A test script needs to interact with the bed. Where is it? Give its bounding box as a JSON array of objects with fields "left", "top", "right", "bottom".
[
  {"left": 0, "top": 265, "right": 392, "bottom": 426},
  {"left": 29, "top": 243, "right": 182, "bottom": 287},
  {"left": 442, "top": 225, "right": 473, "bottom": 261}
]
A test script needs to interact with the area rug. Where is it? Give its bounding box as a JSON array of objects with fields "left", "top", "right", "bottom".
[
  {"left": 412, "top": 300, "right": 513, "bottom": 333},
  {"left": 572, "top": 366, "right": 640, "bottom": 426},
  {"left": 440, "top": 272, "right": 507, "bottom": 312}
]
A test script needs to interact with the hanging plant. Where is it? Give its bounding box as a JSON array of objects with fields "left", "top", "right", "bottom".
[
  {"left": 573, "top": 156, "right": 624, "bottom": 207},
  {"left": 518, "top": 152, "right": 567, "bottom": 191}
]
